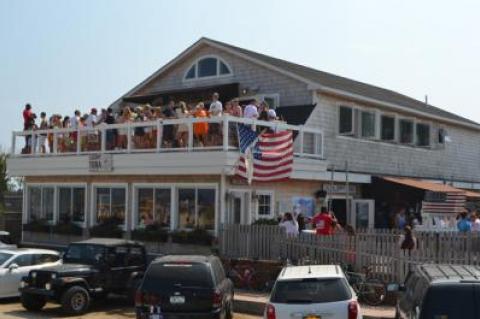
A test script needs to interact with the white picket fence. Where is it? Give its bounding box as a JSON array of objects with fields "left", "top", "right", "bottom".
[{"left": 219, "top": 225, "right": 480, "bottom": 282}]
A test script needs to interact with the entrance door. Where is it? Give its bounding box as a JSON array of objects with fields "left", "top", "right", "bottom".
[
  {"left": 228, "top": 191, "right": 247, "bottom": 224},
  {"left": 350, "top": 199, "right": 375, "bottom": 229}
]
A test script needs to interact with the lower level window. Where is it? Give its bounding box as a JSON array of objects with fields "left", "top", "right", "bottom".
[
  {"left": 95, "top": 187, "right": 126, "bottom": 225},
  {"left": 136, "top": 188, "right": 171, "bottom": 228},
  {"left": 257, "top": 193, "right": 273, "bottom": 217},
  {"left": 178, "top": 188, "right": 215, "bottom": 230},
  {"left": 58, "top": 187, "right": 85, "bottom": 223},
  {"left": 28, "top": 186, "right": 54, "bottom": 222}
]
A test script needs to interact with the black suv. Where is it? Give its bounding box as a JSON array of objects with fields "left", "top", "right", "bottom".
[
  {"left": 391, "top": 264, "right": 480, "bottom": 319},
  {"left": 20, "top": 238, "right": 147, "bottom": 315},
  {"left": 135, "top": 255, "right": 234, "bottom": 319}
]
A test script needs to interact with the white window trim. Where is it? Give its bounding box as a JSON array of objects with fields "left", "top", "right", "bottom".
[
  {"left": 91, "top": 183, "right": 129, "bottom": 229},
  {"left": 131, "top": 183, "right": 174, "bottom": 231},
  {"left": 24, "top": 183, "right": 88, "bottom": 227},
  {"left": 260, "top": 93, "right": 280, "bottom": 108},
  {"left": 255, "top": 190, "right": 275, "bottom": 220},
  {"left": 183, "top": 55, "right": 233, "bottom": 82}
]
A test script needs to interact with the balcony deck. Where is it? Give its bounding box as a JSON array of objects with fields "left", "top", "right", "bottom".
[{"left": 8, "top": 116, "right": 327, "bottom": 178}]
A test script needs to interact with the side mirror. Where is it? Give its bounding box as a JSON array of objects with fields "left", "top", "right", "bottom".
[{"left": 8, "top": 263, "right": 19, "bottom": 271}]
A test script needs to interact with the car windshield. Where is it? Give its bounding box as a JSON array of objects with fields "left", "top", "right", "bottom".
[
  {"left": 271, "top": 278, "right": 352, "bottom": 304},
  {"left": 0, "top": 252, "right": 13, "bottom": 267},
  {"left": 63, "top": 244, "right": 106, "bottom": 265},
  {"left": 142, "top": 262, "right": 214, "bottom": 290}
]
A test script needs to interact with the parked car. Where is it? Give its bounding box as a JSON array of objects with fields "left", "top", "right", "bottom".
[
  {"left": 265, "top": 264, "right": 362, "bottom": 319},
  {"left": 0, "top": 248, "right": 60, "bottom": 298},
  {"left": 390, "top": 263, "right": 480, "bottom": 319},
  {"left": 0, "top": 231, "right": 17, "bottom": 249},
  {"left": 19, "top": 238, "right": 147, "bottom": 315},
  {"left": 135, "top": 255, "right": 234, "bottom": 319}
]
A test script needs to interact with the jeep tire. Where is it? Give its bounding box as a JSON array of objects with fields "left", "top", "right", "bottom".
[
  {"left": 61, "top": 286, "right": 91, "bottom": 315},
  {"left": 21, "top": 293, "right": 46, "bottom": 311}
]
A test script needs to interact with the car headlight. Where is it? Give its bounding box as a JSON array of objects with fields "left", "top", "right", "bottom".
[
  {"left": 51, "top": 273, "right": 57, "bottom": 280},
  {"left": 31, "top": 272, "right": 37, "bottom": 279},
  {"left": 20, "top": 281, "right": 27, "bottom": 288},
  {"left": 45, "top": 283, "right": 51, "bottom": 290}
]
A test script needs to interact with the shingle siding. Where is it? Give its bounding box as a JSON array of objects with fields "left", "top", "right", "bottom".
[
  {"left": 308, "top": 93, "right": 480, "bottom": 182},
  {"left": 128, "top": 43, "right": 312, "bottom": 107}
]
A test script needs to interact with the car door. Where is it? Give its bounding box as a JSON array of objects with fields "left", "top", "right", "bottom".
[
  {"left": 2, "top": 254, "right": 36, "bottom": 297},
  {"left": 107, "top": 246, "right": 128, "bottom": 292},
  {"left": 34, "top": 253, "right": 61, "bottom": 269}
]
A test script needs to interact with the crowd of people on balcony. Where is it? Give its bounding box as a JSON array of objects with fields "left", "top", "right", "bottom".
[{"left": 20, "top": 92, "right": 279, "bottom": 154}]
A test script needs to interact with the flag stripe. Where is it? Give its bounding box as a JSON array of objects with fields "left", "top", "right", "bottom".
[{"left": 422, "top": 192, "right": 466, "bottom": 214}]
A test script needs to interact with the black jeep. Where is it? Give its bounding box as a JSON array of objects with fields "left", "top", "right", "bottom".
[{"left": 19, "top": 238, "right": 147, "bottom": 315}]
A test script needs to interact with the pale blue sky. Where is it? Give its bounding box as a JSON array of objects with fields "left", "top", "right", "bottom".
[{"left": 1, "top": 0, "right": 479, "bottom": 149}]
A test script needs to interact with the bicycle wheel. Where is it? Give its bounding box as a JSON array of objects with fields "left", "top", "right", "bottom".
[{"left": 361, "top": 278, "right": 386, "bottom": 306}]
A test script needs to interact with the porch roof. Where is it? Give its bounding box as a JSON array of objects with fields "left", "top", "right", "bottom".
[{"left": 380, "top": 176, "right": 464, "bottom": 193}]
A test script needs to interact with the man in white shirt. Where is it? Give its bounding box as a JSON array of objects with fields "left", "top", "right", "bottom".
[
  {"left": 243, "top": 99, "right": 259, "bottom": 119},
  {"left": 86, "top": 108, "right": 98, "bottom": 128},
  {"left": 209, "top": 92, "right": 223, "bottom": 116},
  {"left": 70, "top": 110, "right": 81, "bottom": 129}
]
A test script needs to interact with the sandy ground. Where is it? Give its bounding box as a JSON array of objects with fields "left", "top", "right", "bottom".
[{"left": 0, "top": 297, "right": 261, "bottom": 319}]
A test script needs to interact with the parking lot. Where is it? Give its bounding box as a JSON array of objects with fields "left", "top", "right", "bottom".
[{"left": 0, "top": 298, "right": 260, "bottom": 319}]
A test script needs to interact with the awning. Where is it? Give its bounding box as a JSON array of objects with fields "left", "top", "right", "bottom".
[
  {"left": 381, "top": 176, "right": 463, "bottom": 193},
  {"left": 464, "top": 190, "right": 480, "bottom": 199}
]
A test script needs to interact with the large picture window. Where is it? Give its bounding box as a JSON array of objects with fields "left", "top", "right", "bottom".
[
  {"left": 381, "top": 115, "right": 395, "bottom": 141},
  {"left": 360, "top": 111, "right": 376, "bottom": 138},
  {"left": 416, "top": 123, "right": 431, "bottom": 147},
  {"left": 58, "top": 187, "right": 85, "bottom": 223},
  {"left": 399, "top": 119, "right": 414, "bottom": 144},
  {"left": 136, "top": 187, "right": 171, "bottom": 228},
  {"left": 95, "top": 187, "right": 126, "bottom": 225},
  {"left": 178, "top": 188, "right": 215, "bottom": 230},
  {"left": 27, "top": 186, "right": 54, "bottom": 222}
]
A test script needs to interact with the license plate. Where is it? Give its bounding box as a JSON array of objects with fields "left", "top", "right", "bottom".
[
  {"left": 150, "top": 315, "right": 160, "bottom": 319},
  {"left": 169, "top": 296, "right": 185, "bottom": 304},
  {"left": 304, "top": 316, "right": 320, "bottom": 319}
]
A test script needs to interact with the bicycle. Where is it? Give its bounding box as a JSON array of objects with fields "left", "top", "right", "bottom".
[{"left": 340, "top": 263, "right": 387, "bottom": 306}]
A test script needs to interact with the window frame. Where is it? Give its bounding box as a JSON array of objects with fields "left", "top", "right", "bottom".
[
  {"left": 380, "top": 113, "right": 396, "bottom": 142},
  {"left": 415, "top": 122, "right": 431, "bottom": 148},
  {"left": 177, "top": 186, "right": 217, "bottom": 231},
  {"left": 359, "top": 109, "right": 377, "bottom": 139},
  {"left": 398, "top": 118, "right": 415, "bottom": 145},
  {"left": 57, "top": 185, "right": 87, "bottom": 226},
  {"left": 132, "top": 184, "right": 174, "bottom": 231},
  {"left": 338, "top": 105, "right": 355, "bottom": 136},
  {"left": 183, "top": 55, "right": 233, "bottom": 82},
  {"left": 91, "top": 183, "right": 128, "bottom": 228},
  {"left": 255, "top": 190, "right": 275, "bottom": 219}
]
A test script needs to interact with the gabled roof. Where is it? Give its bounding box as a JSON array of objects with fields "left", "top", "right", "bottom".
[{"left": 204, "top": 38, "right": 478, "bottom": 127}]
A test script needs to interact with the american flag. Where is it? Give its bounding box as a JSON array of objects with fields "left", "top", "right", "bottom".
[
  {"left": 236, "top": 124, "right": 293, "bottom": 183},
  {"left": 422, "top": 192, "right": 466, "bottom": 214}
]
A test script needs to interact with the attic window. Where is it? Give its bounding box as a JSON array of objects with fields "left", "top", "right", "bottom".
[{"left": 184, "top": 56, "right": 232, "bottom": 81}]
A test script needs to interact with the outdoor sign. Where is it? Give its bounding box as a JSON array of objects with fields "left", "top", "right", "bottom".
[
  {"left": 89, "top": 154, "right": 113, "bottom": 172},
  {"left": 323, "top": 184, "right": 357, "bottom": 195}
]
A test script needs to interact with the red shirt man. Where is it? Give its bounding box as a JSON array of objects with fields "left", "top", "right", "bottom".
[
  {"left": 23, "top": 104, "right": 32, "bottom": 130},
  {"left": 312, "top": 209, "right": 334, "bottom": 235}
]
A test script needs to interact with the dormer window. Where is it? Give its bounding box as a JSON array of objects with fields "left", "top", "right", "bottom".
[{"left": 184, "top": 56, "right": 232, "bottom": 81}]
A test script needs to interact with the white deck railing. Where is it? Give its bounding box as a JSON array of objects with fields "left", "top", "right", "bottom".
[{"left": 10, "top": 116, "right": 324, "bottom": 159}]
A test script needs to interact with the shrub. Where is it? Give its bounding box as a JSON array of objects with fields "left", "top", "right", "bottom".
[
  {"left": 131, "top": 225, "right": 168, "bottom": 242},
  {"left": 51, "top": 223, "right": 83, "bottom": 236},
  {"left": 23, "top": 219, "right": 51, "bottom": 233},
  {"left": 171, "top": 228, "right": 214, "bottom": 246},
  {"left": 89, "top": 218, "right": 123, "bottom": 238}
]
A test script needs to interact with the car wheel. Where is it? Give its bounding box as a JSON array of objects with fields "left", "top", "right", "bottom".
[
  {"left": 21, "top": 293, "right": 47, "bottom": 311},
  {"left": 61, "top": 286, "right": 91, "bottom": 315}
]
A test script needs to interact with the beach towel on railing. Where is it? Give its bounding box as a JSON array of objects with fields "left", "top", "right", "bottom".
[{"left": 236, "top": 123, "right": 293, "bottom": 183}]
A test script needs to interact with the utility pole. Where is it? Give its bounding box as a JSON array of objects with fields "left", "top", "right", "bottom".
[{"left": 345, "top": 161, "right": 350, "bottom": 224}]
